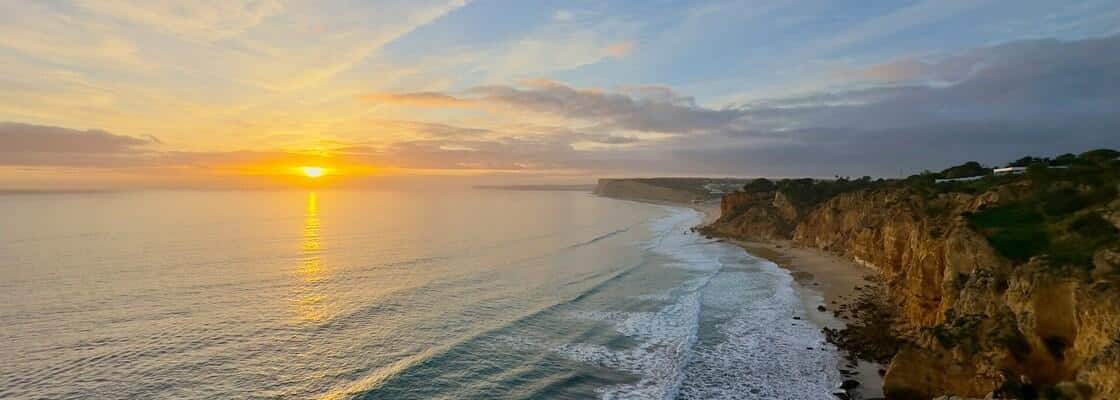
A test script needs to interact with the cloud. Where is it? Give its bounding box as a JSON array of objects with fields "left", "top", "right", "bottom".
[
  {"left": 748, "top": 35, "right": 1120, "bottom": 129},
  {"left": 850, "top": 59, "right": 939, "bottom": 82},
  {"left": 1, "top": 1, "right": 473, "bottom": 93},
  {"left": 0, "top": 122, "right": 156, "bottom": 154},
  {"left": 0, "top": 120, "right": 633, "bottom": 174},
  {"left": 246, "top": 0, "right": 472, "bottom": 91},
  {"left": 0, "top": 122, "right": 164, "bottom": 168},
  {"left": 379, "top": 137, "right": 571, "bottom": 170},
  {"left": 472, "top": 81, "right": 742, "bottom": 133},
  {"left": 0, "top": 2, "right": 153, "bottom": 70},
  {"left": 334, "top": 122, "right": 648, "bottom": 171},
  {"left": 582, "top": 134, "right": 640, "bottom": 144},
  {"left": 361, "top": 92, "right": 473, "bottom": 107},
  {"left": 473, "top": 15, "right": 642, "bottom": 82},
  {"left": 6, "top": 33, "right": 1119, "bottom": 182},
  {"left": 604, "top": 41, "right": 635, "bottom": 58},
  {"left": 73, "top": 0, "right": 287, "bottom": 42},
  {"left": 27, "top": 34, "right": 1117, "bottom": 179},
  {"left": 370, "top": 80, "right": 744, "bottom": 134},
  {"left": 143, "top": 134, "right": 164, "bottom": 145},
  {"left": 679, "top": 35, "right": 1120, "bottom": 176},
  {"left": 364, "top": 119, "right": 492, "bottom": 138},
  {"left": 0, "top": 122, "right": 357, "bottom": 171}
]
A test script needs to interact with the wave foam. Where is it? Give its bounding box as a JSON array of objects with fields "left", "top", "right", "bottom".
[
  {"left": 677, "top": 265, "right": 841, "bottom": 399},
  {"left": 516, "top": 207, "right": 841, "bottom": 399}
]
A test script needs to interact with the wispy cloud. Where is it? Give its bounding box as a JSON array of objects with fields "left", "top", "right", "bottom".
[
  {"left": 812, "top": 0, "right": 991, "bottom": 52},
  {"left": 361, "top": 92, "right": 473, "bottom": 108},
  {"left": 73, "top": 0, "right": 287, "bottom": 42},
  {"left": 366, "top": 80, "right": 744, "bottom": 134}
]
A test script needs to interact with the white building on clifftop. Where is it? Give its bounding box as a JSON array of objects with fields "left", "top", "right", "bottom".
[{"left": 994, "top": 166, "right": 1028, "bottom": 175}]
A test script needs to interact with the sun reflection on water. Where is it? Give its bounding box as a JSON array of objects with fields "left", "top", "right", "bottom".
[{"left": 294, "top": 191, "right": 333, "bottom": 323}]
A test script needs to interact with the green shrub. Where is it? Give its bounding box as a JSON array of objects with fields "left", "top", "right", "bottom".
[
  {"left": 968, "top": 204, "right": 1049, "bottom": 261},
  {"left": 1010, "top": 156, "right": 1050, "bottom": 167},
  {"left": 1044, "top": 214, "right": 1117, "bottom": 268},
  {"left": 771, "top": 177, "right": 876, "bottom": 209},
  {"left": 1084, "top": 182, "right": 1118, "bottom": 204},
  {"left": 1071, "top": 213, "right": 1117, "bottom": 237},
  {"left": 1041, "top": 188, "right": 1086, "bottom": 216},
  {"left": 1052, "top": 153, "right": 1078, "bottom": 166},
  {"left": 1080, "top": 148, "right": 1120, "bottom": 165}
]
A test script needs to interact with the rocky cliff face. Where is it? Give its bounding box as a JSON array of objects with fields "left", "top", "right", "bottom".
[
  {"left": 706, "top": 185, "right": 1120, "bottom": 399},
  {"left": 712, "top": 190, "right": 800, "bottom": 240}
]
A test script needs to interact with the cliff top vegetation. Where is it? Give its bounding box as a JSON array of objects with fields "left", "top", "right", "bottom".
[{"left": 734, "top": 148, "right": 1120, "bottom": 269}]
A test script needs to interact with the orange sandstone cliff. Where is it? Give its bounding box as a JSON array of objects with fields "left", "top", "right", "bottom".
[{"left": 705, "top": 181, "right": 1120, "bottom": 399}]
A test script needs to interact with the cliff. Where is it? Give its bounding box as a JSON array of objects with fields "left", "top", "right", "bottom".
[{"left": 703, "top": 159, "right": 1120, "bottom": 399}]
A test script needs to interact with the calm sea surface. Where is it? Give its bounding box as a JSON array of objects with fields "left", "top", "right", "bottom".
[{"left": 0, "top": 190, "right": 839, "bottom": 399}]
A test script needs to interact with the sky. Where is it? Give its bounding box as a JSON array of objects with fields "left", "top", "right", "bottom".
[{"left": 1, "top": 0, "right": 1118, "bottom": 189}]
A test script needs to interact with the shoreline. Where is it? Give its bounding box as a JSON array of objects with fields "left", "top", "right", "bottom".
[
  {"left": 682, "top": 202, "right": 886, "bottom": 399},
  {"left": 725, "top": 238, "right": 885, "bottom": 400},
  {"left": 595, "top": 193, "right": 884, "bottom": 398}
]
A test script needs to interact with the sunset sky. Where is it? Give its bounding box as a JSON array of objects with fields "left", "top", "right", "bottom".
[{"left": 1, "top": 0, "right": 1118, "bottom": 189}]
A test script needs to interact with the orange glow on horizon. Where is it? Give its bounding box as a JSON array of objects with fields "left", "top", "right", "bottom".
[{"left": 299, "top": 166, "right": 326, "bottom": 178}]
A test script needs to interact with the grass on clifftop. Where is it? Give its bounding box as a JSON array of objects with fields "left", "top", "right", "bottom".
[
  {"left": 741, "top": 176, "right": 881, "bottom": 210},
  {"left": 968, "top": 204, "right": 1049, "bottom": 262}
]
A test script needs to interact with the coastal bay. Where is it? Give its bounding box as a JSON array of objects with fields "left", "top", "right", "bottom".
[
  {"left": 596, "top": 152, "right": 1120, "bottom": 399},
  {"left": 598, "top": 182, "right": 883, "bottom": 399}
]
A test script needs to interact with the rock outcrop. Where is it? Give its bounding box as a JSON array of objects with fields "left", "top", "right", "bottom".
[
  {"left": 711, "top": 190, "right": 799, "bottom": 239},
  {"left": 705, "top": 184, "right": 1120, "bottom": 399}
]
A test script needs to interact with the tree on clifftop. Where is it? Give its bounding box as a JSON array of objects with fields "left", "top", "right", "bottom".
[
  {"left": 1080, "top": 148, "right": 1120, "bottom": 164},
  {"left": 742, "top": 178, "right": 776, "bottom": 193},
  {"left": 941, "top": 161, "right": 990, "bottom": 179}
]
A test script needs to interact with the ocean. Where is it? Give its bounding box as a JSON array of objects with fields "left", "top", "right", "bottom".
[{"left": 0, "top": 190, "right": 840, "bottom": 399}]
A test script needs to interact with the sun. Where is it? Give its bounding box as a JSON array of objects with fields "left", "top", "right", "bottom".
[{"left": 299, "top": 166, "right": 326, "bottom": 178}]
